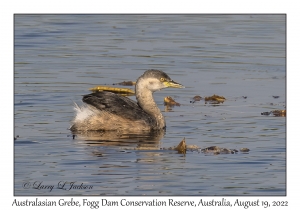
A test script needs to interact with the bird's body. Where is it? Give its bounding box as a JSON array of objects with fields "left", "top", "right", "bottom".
[{"left": 70, "top": 70, "right": 183, "bottom": 132}]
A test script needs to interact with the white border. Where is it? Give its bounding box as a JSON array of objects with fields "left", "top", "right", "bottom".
[{"left": 3, "top": 0, "right": 298, "bottom": 209}]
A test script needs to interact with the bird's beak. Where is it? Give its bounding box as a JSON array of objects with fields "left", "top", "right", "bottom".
[{"left": 164, "top": 80, "right": 185, "bottom": 88}]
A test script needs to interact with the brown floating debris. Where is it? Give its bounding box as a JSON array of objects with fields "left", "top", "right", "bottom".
[
  {"left": 186, "top": 145, "right": 200, "bottom": 150},
  {"left": 261, "top": 112, "right": 271, "bottom": 116},
  {"left": 203, "top": 146, "right": 220, "bottom": 151},
  {"left": 240, "top": 148, "right": 250, "bottom": 152},
  {"left": 261, "top": 111, "right": 272, "bottom": 116},
  {"left": 165, "top": 138, "right": 249, "bottom": 155},
  {"left": 175, "top": 138, "right": 187, "bottom": 154},
  {"left": 190, "top": 95, "right": 202, "bottom": 103},
  {"left": 113, "top": 81, "right": 136, "bottom": 86},
  {"left": 261, "top": 110, "right": 286, "bottom": 117},
  {"left": 201, "top": 146, "right": 239, "bottom": 155},
  {"left": 205, "top": 94, "right": 226, "bottom": 104},
  {"left": 164, "top": 96, "right": 180, "bottom": 106},
  {"left": 89, "top": 85, "right": 135, "bottom": 96},
  {"left": 272, "top": 110, "right": 286, "bottom": 117},
  {"left": 272, "top": 96, "right": 280, "bottom": 99},
  {"left": 193, "top": 95, "right": 202, "bottom": 101}
]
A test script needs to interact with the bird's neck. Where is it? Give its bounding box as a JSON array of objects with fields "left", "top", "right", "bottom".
[{"left": 135, "top": 83, "right": 165, "bottom": 129}]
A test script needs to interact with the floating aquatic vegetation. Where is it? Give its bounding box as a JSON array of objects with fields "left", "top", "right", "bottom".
[
  {"left": 164, "top": 96, "right": 181, "bottom": 112},
  {"left": 164, "top": 96, "right": 180, "bottom": 106},
  {"left": 261, "top": 111, "right": 272, "bottom": 116},
  {"left": 261, "top": 110, "right": 286, "bottom": 117},
  {"left": 200, "top": 146, "right": 250, "bottom": 155},
  {"left": 272, "top": 110, "right": 286, "bottom": 117},
  {"left": 205, "top": 94, "right": 226, "bottom": 104},
  {"left": 240, "top": 148, "right": 250, "bottom": 152},
  {"left": 190, "top": 95, "right": 202, "bottom": 103},
  {"left": 175, "top": 138, "right": 187, "bottom": 154},
  {"left": 164, "top": 138, "right": 249, "bottom": 155},
  {"left": 201, "top": 146, "right": 237, "bottom": 155},
  {"left": 89, "top": 85, "right": 135, "bottom": 96},
  {"left": 113, "top": 81, "right": 136, "bottom": 86},
  {"left": 164, "top": 138, "right": 187, "bottom": 154},
  {"left": 186, "top": 144, "right": 200, "bottom": 150}
]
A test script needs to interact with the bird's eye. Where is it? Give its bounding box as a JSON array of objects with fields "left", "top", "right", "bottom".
[{"left": 160, "top": 78, "right": 165, "bottom": 82}]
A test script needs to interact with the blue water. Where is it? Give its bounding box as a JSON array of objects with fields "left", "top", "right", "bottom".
[{"left": 14, "top": 14, "right": 285, "bottom": 195}]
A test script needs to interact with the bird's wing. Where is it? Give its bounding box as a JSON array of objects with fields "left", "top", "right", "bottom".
[{"left": 82, "top": 92, "right": 154, "bottom": 122}]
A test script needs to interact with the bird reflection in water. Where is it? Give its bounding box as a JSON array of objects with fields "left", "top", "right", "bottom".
[{"left": 72, "top": 129, "right": 165, "bottom": 150}]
